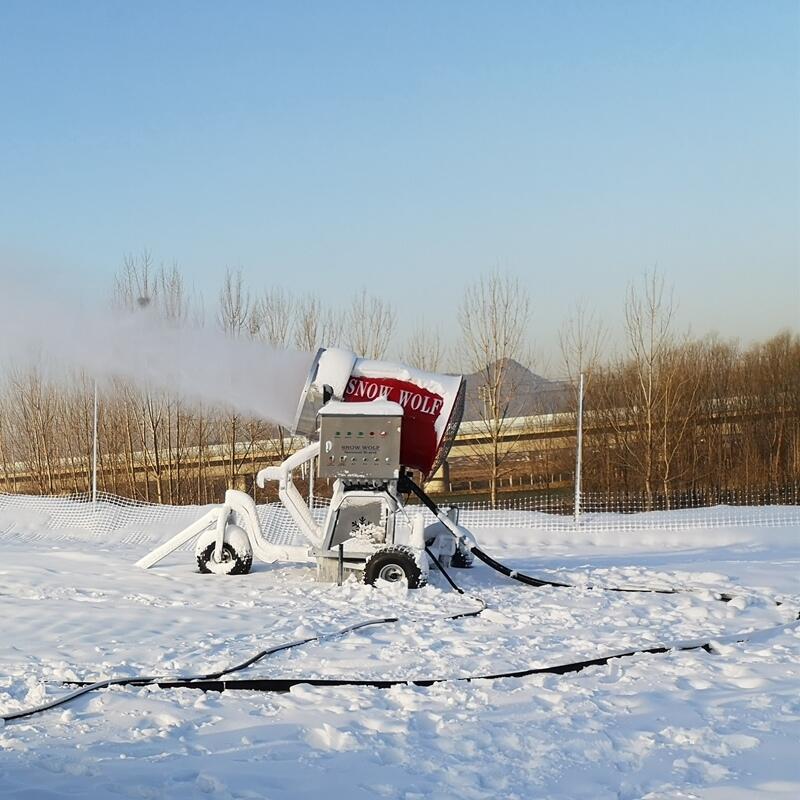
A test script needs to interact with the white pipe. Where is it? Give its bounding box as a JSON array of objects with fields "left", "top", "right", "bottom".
[
  {"left": 433, "top": 511, "right": 477, "bottom": 550},
  {"left": 223, "top": 489, "right": 311, "bottom": 564},
  {"left": 257, "top": 441, "right": 322, "bottom": 549},
  {"left": 283, "top": 480, "right": 323, "bottom": 548},
  {"left": 257, "top": 441, "right": 320, "bottom": 486},
  {"left": 135, "top": 507, "right": 222, "bottom": 569},
  {"left": 213, "top": 503, "right": 231, "bottom": 562}
]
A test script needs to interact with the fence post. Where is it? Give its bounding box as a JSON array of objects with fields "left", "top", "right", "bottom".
[
  {"left": 92, "top": 380, "right": 99, "bottom": 512},
  {"left": 574, "top": 372, "right": 584, "bottom": 526}
]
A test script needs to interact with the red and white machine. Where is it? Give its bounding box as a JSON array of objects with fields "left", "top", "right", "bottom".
[{"left": 137, "top": 348, "right": 474, "bottom": 587}]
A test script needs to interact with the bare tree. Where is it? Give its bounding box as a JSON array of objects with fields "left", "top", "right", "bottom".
[
  {"left": 217, "top": 268, "right": 251, "bottom": 337},
  {"left": 252, "top": 287, "right": 294, "bottom": 348},
  {"left": 293, "top": 293, "right": 351, "bottom": 352},
  {"left": 741, "top": 331, "right": 800, "bottom": 486},
  {"left": 4, "top": 255, "right": 797, "bottom": 506},
  {"left": 0, "top": 392, "right": 16, "bottom": 492},
  {"left": 598, "top": 269, "right": 678, "bottom": 508},
  {"left": 457, "top": 272, "right": 531, "bottom": 507},
  {"left": 322, "top": 307, "right": 346, "bottom": 348},
  {"left": 658, "top": 340, "right": 702, "bottom": 503},
  {"left": 7, "top": 366, "right": 60, "bottom": 494},
  {"left": 114, "top": 250, "right": 157, "bottom": 310},
  {"left": 346, "top": 289, "right": 396, "bottom": 359},
  {"left": 404, "top": 319, "right": 446, "bottom": 372},
  {"left": 559, "top": 302, "right": 606, "bottom": 389},
  {"left": 114, "top": 252, "right": 190, "bottom": 320},
  {"left": 247, "top": 287, "right": 298, "bottom": 466},
  {"left": 215, "top": 269, "right": 253, "bottom": 487},
  {"left": 155, "top": 261, "right": 191, "bottom": 323},
  {"left": 558, "top": 302, "right": 607, "bottom": 499},
  {"left": 294, "top": 294, "right": 322, "bottom": 352},
  {"left": 688, "top": 336, "right": 738, "bottom": 488},
  {"left": 112, "top": 258, "right": 197, "bottom": 502}
]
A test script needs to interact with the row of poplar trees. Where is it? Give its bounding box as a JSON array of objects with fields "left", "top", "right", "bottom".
[{"left": 0, "top": 259, "right": 797, "bottom": 508}]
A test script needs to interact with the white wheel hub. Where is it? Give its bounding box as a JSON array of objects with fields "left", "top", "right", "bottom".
[{"left": 377, "top": 563, "right": 406, "bottom": 583}]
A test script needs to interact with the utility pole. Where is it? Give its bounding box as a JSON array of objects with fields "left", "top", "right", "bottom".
[
  {"left": 91, "top": 380, "right": 99, "bottom": 511},
  {"left": 574, "top": 372, "right": 584, "bottom": 526}
]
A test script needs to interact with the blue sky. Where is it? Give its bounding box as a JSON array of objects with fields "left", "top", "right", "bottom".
[{"left": 0, "top": 0, "right": 797, "bottom": 368}]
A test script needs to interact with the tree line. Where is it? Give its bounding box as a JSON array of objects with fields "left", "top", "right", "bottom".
[
  {"left": 0, "top": 258, "right": 797, "bottom": 507},
  {"left": 554, "top": 272, "right": 799, "bottom": 508},
  {"left": 0, "top": 254, "right": 423, "bottom": 504}
]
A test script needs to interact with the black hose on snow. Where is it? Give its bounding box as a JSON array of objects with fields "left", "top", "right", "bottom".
[
  {"left": 2, "top": 560, "right": 484, "bottom": 723},
  {"left": 3, "top": 478, "right": 780, "bottom": 723},
  {"left": 402, "top": 474, "right": 730, "bottom": 600}
]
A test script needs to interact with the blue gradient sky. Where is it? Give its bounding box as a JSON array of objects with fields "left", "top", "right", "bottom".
[{"left": 1, "top": 1, "right": 797, "bottom": 367}]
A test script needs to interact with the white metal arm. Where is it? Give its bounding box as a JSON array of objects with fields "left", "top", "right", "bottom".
[
  {"left": 135, "top": 503, "right": 229, "bottom": 570},
  {"left": 137, "top": 442, "right": 323, "bottom": 571},
  {"left": 257, "top": 441, "right": 322, "bottom": 549},
  {"left": 136, "top": 488, "right": 312, "bottom": 570},
  {"left": 223, "top": 489, "right": 310, "bottom": 564}
]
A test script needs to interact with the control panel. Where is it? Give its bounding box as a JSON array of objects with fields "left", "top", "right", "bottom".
[{"left": 318, "top": 411, "right": 402, "bottom": 480}]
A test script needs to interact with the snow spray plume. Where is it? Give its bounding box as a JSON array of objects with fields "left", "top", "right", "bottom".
[{"left": 0, "top": 289, "right": 314, "bottom": 429}]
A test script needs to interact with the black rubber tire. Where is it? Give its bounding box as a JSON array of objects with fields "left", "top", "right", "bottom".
[
  {"left": 451, "top": 548, "right": 474, "bottom": 569},
  {"left": 197, "top": 542, "right": 252, "bottom": 575},
  {"left": 362, "top": 545, "right": 427, "bottom": 589}
]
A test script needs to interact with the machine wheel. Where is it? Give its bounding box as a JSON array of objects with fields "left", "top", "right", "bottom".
[
  {"left": 362, "top": 545, "right": 427, "bottom": 589},
  {"left": 196, "top": 524, "right": 253, "bottom": 575},
  {"left": 451, "top": 547, "right": 474, "bottom": 569}
]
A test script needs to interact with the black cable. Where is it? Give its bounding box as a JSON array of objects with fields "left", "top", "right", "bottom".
[
  {"left": 403, "top": 475, "right": 732, "bottom": 601},
  {"left": 424, "top": 544, "right": 487, "bottom": 619},
  {"left": 2, "top": 568, "right": 485, "bottom": 723},
  {"left": 40, "top": 616, "right": 800, "bottom": 697},
  {"left": 5, "top": 571, "right": 794, "bottom": 722},
  {"left": 468, "top": 545, "right": 572, "bottom": 589},
  {"left": 469, "top": 545, "right": 696, "bottom": 596},
  {"left": 3, "top": 480, "right": 785, "bottom": 722},
  {"left": 424, "top": 545, "right": 465, "bottom": 593},
  {"left": 1, "top": 630, "right": 332, "bottom": 723}
]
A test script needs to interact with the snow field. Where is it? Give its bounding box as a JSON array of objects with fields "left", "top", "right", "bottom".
[{"left": 0, "top": 506, "right": 798, "bottom": 798}]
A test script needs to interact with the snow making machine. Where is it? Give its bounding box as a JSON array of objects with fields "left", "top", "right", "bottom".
[{"left": 136, "top": 348, "right": 475, "bottom": 587}]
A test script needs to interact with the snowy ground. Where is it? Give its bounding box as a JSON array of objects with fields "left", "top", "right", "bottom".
[{"left": 1, "top": 507, "right": 798, "bottom": 799}]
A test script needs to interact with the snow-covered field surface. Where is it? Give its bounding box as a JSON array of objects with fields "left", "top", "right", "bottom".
[{"left": 1, "top": 503, "right": 798, "bottom": 799}]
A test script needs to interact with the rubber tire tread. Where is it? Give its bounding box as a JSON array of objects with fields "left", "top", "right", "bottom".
[
  {"left": 362, "top": 545, "right": 426, "bottom": 588},
  {"left": 197, "top": 542, "right": 253, "bottom": 575},
  {"left": 451, "top": 549, "right": 474, "bottom": 569}
]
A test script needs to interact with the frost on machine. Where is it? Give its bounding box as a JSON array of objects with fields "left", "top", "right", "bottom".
[{"left": 136, "top": 347, "right": 473, "bottom": 587}]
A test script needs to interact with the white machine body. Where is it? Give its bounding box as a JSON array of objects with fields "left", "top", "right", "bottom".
[{"left": 136, "top": 348, "right": 470, "bottom": 586}]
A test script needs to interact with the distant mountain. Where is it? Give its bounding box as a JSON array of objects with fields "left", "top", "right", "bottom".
[{"left": 461, "top": 359, "right": 571, "bottom": 421}]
